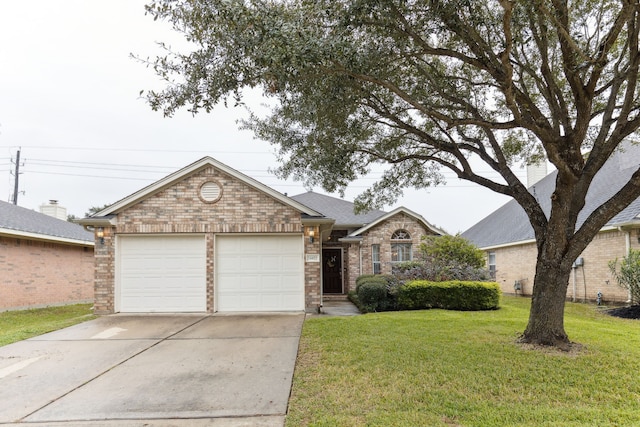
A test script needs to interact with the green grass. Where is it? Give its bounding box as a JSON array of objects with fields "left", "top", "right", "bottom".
[
  {"left": 0, "top": 304, "right": 96, "bottom": 347},
  {"left": 287, "top": 297, "right": 640, "bottom": 426}
]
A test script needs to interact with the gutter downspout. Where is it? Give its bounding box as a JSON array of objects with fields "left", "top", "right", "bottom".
[
  {"left": 359, "top": 241, "right": 363, "bottom": 277},
  {"left": 626, "top": 229, "right": 632, "bottom": 303},
  {"left": 572, "top": 267, "right": 576, "bottom": 302}
]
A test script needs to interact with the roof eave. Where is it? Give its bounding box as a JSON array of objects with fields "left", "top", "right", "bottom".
[
  {"left": 0, "top": 227, "right": 94, "bottom": 247},
  {"left": 348, "top": 206, "right": 446, "bottom": 237},
  {"left": 339, "top": 236, "right": 363, "bottom": 243},
  {"left": 76, "top": 216, "right": 117, "bottom": 228},
  {"left": 477, "top": 221, "right": 640, "bottom": 251}
]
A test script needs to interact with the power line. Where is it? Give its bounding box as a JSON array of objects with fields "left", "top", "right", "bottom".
[
  {"left": 27, "top": 161, "right": 174, "bottom": 174},
  {"left": 28, "top": 159, "right": 176, "bottom": 169},
  {"left": 0, "top": 145, "right": 272, "bottom": 154},
  {"left": 24, "top": 159, "right": 525, "bottom": 179},
  {"left": 26, "top": 171, "right": 158, "bottom": 181}
]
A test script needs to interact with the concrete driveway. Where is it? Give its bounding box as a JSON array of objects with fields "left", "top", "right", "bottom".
[{"left": 0, "top": 313, "right": 305, "bottom": 426}]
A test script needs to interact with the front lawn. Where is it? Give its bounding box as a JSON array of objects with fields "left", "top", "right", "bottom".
[
  {"left": 0, "top": 304, "right": 96, "bottom": 347},
  {"left": 287, "top": 297, "right": 640, "bottom": 426}
]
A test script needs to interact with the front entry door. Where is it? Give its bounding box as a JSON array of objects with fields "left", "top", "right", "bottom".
[{"left": 322, "top": 248, "right": 343, "bottom": 294}]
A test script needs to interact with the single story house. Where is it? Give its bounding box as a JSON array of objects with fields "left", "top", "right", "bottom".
[
  {"left": 80, "top": 157, "right": 443, "bottom": 314},
  {"left": 462, "top": 144, "right": 640, "bottom": 304},
  {"left": 290, "top": 191, "right": 444, "bottom": 294},
  {"left": 0, "top": 200, "right": 94, "bottom": 311}
]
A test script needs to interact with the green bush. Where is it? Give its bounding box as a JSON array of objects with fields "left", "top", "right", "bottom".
[
  {"left": 355, "top": 274, "right": 396, "bottom": 293},
  {"left": 397, "top": 280, "right": 501, "bottom": 311},
  {"left": 609, "top": 249, "right": 640, "bottom": 304},
  {"left": 355, "top": 274, "right": 399, "bottom": 312},
  {"left": 420, "top": 235, "right": 486, "bottom": 268},
  {"left": 357, "top": 281, "right": 390, "bottom": 312}
]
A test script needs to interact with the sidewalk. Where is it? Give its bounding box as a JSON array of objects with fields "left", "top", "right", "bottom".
[{"left": 314, "top": 300, "right": 361, "bottom": 316}]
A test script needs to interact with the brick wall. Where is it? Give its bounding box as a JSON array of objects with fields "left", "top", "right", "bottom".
[
  {"left": 304, "top": 230, "right": 321, "bottom": 311},
  {"left": 345, "top": 212, "right": 440, "bottom": 291},
  {"left": 95, "top": 165, "right": 314, "bottom": 313},
  {"left": 0, "top": 236, "right": 94, "bottom": 311},
  {"left": 491, "top": 228, "right": 640, "bottom": 304}
]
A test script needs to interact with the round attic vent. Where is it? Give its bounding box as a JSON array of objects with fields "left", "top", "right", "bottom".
[{"left": 200, "top": 181, "right": 222, "bottom": 203}]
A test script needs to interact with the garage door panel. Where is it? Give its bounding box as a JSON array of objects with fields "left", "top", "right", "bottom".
[
  {"left": 216, "top": 235, "right": 304, "bottom": 312},
  {"left": 118, "top": 235, "right": 206, "bottom": 313}
]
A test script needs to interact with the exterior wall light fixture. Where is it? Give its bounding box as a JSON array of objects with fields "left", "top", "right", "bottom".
[{"left": 96, "top": 227, "right": 105, "bottom": 245}]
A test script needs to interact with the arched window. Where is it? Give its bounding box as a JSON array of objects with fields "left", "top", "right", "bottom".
[
  {"left": 391, "top": 229, "right": 412, "bottom": 262},
  {"left": 391, "top": 230, "right": 411, "bottom": 240}
]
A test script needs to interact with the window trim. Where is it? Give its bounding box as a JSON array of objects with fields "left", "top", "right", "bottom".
[
  {"left": 372, "top": 244, "right": 381, "bottom": 274},
  {"left": 391, "top": 229, "right": 412, "bottom": 263},
  {"left": 488, "top": 251, "right": 496, "bottom": 279}
]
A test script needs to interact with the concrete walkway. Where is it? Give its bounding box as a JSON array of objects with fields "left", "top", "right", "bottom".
[
  {"left": 0, "top": 313, "right": 304, "bottom": 427},
  {"left": 314, "top": 300, "right": 361, "bottom": 317}
]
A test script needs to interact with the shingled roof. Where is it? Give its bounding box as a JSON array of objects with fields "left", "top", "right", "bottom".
[
  {"left": 290, "top": 191, "right": 386, "bottom": 227},
  {"left": 0, "top": 200, "right": 93, "bottom": 245},
  {"left": 462, "top": 143, "right": 640, "bottom": 249}
]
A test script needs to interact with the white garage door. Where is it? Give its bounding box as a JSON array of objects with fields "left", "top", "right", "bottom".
[
  {"left": 118, "top": 235, "right": 207, "bottom": 312},
  {"left": 216, "top": 235, "right": 304, "bottom": 312}
]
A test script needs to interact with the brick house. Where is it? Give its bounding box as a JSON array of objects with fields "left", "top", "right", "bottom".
[
  {"left": 80, "top": 157, "right": 443, "bottom": 314},
  {"left": 462, "top": 144, "right": 640, "bottom": 304},
  {"left": 291, "top": 192, "right": 445, "bottom": 294},
  {"left": 0, "top": 200, "right": 94, "bottom": 311}
]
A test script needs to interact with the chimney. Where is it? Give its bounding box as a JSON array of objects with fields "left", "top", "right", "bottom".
[
  {"left": 527, "top": 161, "right": 548, "bottom": 188},
  {"left": 39, "top": 200, "right": 68, "bottom": 221}
]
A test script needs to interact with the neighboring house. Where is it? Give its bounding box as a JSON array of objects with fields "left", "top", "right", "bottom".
[
  {"left": 0, "top": 200, "right": 94, "bottom": 311},
  {"left": 462, "top": 144, "right": 640, "bottom": 304},
  {"left": 80, "top": 157, "right": 443, "bottom": 314}
]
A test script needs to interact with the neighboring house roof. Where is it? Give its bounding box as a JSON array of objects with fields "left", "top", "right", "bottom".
[
  {"left": 348, "top": 206, "right": 446, "bottom": 237},
  {"left": 290, "top": 191, "right": 386, "bottom": 227},
  {"left": 92, "top": 157, "right": 324, "bottom": 218},
  {"left": 0, "top": 200, "right": 94, "bottom": 245},
  {"left": 462, "top": 143, "right": 640, "bottom": 249}
]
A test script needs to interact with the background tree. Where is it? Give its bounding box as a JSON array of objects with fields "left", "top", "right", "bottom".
[
  {"left": 85, "top": 204, "right": 112, "bottom": 217},
  {"left": 142, "top": 0, "right": 640, "bottom": 349},
  {"left": 609, "top": 249, "right": 640, "bottom": 305}
]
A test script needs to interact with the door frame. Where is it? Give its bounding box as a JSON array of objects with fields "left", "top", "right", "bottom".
[{"left": 321, "top": 247, "right": 344, "bottom": 294}]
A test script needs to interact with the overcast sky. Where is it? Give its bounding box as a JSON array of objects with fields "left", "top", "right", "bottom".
[{"left": 0, "top": 1, "right": 523, "bottom": 233}]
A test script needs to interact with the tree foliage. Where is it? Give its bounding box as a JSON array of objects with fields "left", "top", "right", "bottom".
[
  {"left": 609, "top": 249, "right": 640, "bottom": 304},
  {"left": 420, "top": 235, "right": 486, "bottom": 269},
  {"left": 86, "top": 204, "right": 111, "bottom": 217},
  {"left": 142, "top": 0, "right": 640, "bottom": 348}
]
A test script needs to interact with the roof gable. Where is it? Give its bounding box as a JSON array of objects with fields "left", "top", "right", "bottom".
[
  {"left": 348, "top": 206, "right": 446, "bottom": 237},
  {"left": 0, "top": 200, "right": 93, "bottom": 245},
  {"left": 94, "top": 157, "right": 323, "bottom": 217},
  {"left": 462, "top": 142, "right": 640, "bottom": 249}
]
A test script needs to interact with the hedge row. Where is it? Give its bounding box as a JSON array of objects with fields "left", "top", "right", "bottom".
[
  {"left": 397, "top": 280, "right": 501, "bottom": 311},
  {"left": 353, "top": 276, "right": 501, "bottom": 313}
]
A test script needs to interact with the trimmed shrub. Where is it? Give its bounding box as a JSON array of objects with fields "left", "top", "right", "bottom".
[
  {"left": 357, "top": 281, "right": 390, "bottom": 312},
  {"left": 397, "top": 280, "right": 501, "bottom": 311},
  {"left": 355, "top": 274, "right": 399, "bottom": 312},
  {"left": 355, "top": 274, "right": 396, "bottom": 293}
]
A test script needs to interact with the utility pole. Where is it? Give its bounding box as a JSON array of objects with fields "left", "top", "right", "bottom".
[{"left": 10, "top": 148, "right": 22, "bottom": 205}]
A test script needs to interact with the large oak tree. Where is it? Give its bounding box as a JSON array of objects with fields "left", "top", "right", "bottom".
[{"left": 142, "top": 0, "right": 640, "bottom": 348}]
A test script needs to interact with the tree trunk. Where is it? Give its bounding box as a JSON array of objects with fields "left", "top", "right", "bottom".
[{"left": 520, "top": 251, "right": 573, "bottom": 350}]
